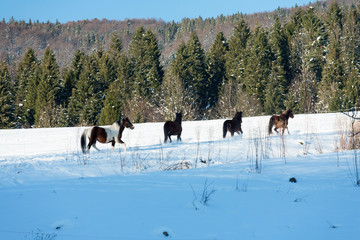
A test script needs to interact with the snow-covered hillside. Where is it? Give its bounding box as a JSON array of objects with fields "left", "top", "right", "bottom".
[{"left": 0, "top": 113, "right": 359, "bottom": 240}]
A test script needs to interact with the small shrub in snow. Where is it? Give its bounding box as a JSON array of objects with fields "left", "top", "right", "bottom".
[{"left": 191, "top": 179, "right": 216, "bottom": 209}]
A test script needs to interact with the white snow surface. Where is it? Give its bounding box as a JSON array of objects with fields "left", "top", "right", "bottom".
[{"left": 0, "top": 113, "right": 359, "bottom": 240}]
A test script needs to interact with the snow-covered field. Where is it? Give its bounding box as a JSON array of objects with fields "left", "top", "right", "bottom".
[{"left": 0, "top": 113, "right": 359, "bottom": 240}]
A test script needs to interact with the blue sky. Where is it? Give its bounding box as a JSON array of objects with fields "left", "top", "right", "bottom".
[{"left": 1, "top": 0, "right": 314, "bottom": 23}]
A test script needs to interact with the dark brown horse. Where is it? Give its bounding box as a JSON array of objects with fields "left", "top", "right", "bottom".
[
  {"left": 268, "top": 109, "right": 294, "bottom": 135},
  {"left": 81, "top": 117, "right": 134, "bottom": 154},
  {"left": 223, "top": 111, "right": 243, "bottom": 138},
  {"left": 164, "top": 112, "right": 182, "bottom": 143}
]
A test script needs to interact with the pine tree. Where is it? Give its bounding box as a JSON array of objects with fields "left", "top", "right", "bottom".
[
  {"left": 244, "top": 26, "right": 272, "bottom": 107},
  {"left": 206, "top": 32, "right": 228, "bottom": 114},
  {"left": 318, "top": 1, "right": 345, "bottom": 111},
  {"left": 128, "top": 27, "right": 164, "bottom": 122},
  {"left": 287, "top": 7, "right": 326, "bottom": 113},
  {"left": 264, "top": 17, "right": 290, "bottom": 114},
  {"left": 15, "top": 48, "right": 40, "bottom": 127},
  {"left": 34, "top": 47, "right": 60, "bottom": 127},
  {"left": 0, "top": 63, "right": 15, "bottom": 128},
  {"left": 343, "top": 5, "right": 360, "bottom": 108},
  {"left": 226, "top": 18, "right": 250, "bottom": 86},
  {"left": 186, "top": 31, "right": 208, "bottom": 119},
  {"left": 68, "top": 52, "right": 104, "bottom": 125},
  {"left": 99, "top": 82, "right": 122, "bottom": 125},
  {"left": 128, "top": 27, "right": 163, "bottom": 99},
  {"left": 98, "top": 35, "right": 129, "bottom": 125}
]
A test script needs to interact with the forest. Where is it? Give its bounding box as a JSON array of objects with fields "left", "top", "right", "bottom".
[{"left": 0, "top": 0, "right": 360, "bottom": 128}]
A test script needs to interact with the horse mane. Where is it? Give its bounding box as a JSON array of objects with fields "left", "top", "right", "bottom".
[
  {"left": 174, "top": 112, "right": 182, "bottom": 123},
  {"left": 283, "top": 109, "right": 293, "bottom": 118},
  {"left": 233, "top": 111, "right": 242, "bottom": 121}
]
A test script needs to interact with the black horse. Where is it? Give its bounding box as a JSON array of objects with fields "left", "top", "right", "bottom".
[
  {"left": 164, "top": 112, "right": 182, "bottom": 143},
  {"left": 223, "top": 111, "right": 243, "bottom": 138}
]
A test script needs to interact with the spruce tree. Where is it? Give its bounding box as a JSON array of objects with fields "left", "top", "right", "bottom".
[
  {"left": 68, "top": 52, "right": 103, "bottom": 125},
  {"left": 206, "top": 32, "right": 228, "bottom": 114},
  {"left": 128, "top": 27, "right": 164, "bottom": 122},
  {"left": 244, "top": 26, "right": 272, "bottom": 107},
  {"left": 15, "top": 48, "right": 40, "bottom": 127},
  {"left": 35, "top": 47, "right": 60, "bottom": 127},
  {"left": 186, "top": 31, "right": 208, "bottom": 119},
  {"left": 128, "top": 27, "right": 163, "bottom": 99},
  {"left": 287, "top": 7, "right": 326, "bottom": 113},
  {"left": 318, "top": 1, "right": 345, "bottom": 111},
  {"left": 264, "top": 17, "right": 290, "bottom": 114},
  {"left": 343, "top": 5, "right": 360, "bottom": 108},
  {"left": 99, "top": 82, "right": 122, "bottom": 125},
  {"left": 226, "top": 18, "right": 250, "bottom": 86},
  {"left": 0, "top": 63, "right": 15, "bottom": 128}
]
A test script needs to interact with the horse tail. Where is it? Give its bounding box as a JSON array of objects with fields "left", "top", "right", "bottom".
[
  {"left": 223, "top": 121, "right": 228, "bottom": 138},
  {"left": 268, "top": 116, "right": 274, "bottom": 135},
  {"left": 164, "top": 122, "right": 169, "bottom": 143},
  {"left": 80, "top": 128, "right": 89, "bottom": 154}
]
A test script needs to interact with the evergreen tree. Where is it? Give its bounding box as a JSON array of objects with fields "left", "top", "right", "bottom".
[
  {"left": 226, "top": 18, "right": 250, "bottom": 85},
  {"left": 206, "top": 32, "right": 228, "bottom": 114},
  {"left": 244, "top": 26, "right": 272, "bottom": 107},
  {"left": 128, "top": 27, "right": 164, "bottom": 122},
  {"left": 343, "top": 5, "right": 360, "bottom": 108},
  {"left": 68, "top": 52, "right": 104, "bottom": 125},
  {"left": 15, "top": 48, "right": 40, "bottom": 127},
  {"left": 99, "top": 82, "right": 122, "bottom": 125},
  {"left": 99, "top": 36, "right": 130, "bottom": 125},
  {"left": 34, "top": 47, "right": 60, "bottom": 127},
  {"left": 318, "top": 1, "right": 345, "bottom": 111},
  {"left": 128, "top": 27, "right": 164, "bottom": 99},
  {"left": 0, "top": 63, "right": 15, "bottom": 128},
  {"left": 264, "top": 17, "right": 290, "bottom": 114},
  {"left": 287, "top": 7, "right": 326, "bottom": 113},
  {"left": 186, "top": 31, "right": 208, "bottom": 119}
]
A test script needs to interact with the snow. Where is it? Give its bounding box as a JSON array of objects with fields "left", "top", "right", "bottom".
[{"left": 0, "top": 113, "right": 359, "bottom": 240}]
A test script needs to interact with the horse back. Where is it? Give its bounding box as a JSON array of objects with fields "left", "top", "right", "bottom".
[
  {"left": 90, "top": 126, "right": 108, "bottom": 143},
  {"left": 164, "top": 121, "right": 182, "bottom": 135}
]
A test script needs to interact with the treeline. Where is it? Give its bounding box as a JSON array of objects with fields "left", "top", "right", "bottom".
[{"left": 1, "top": 1, "right": 360, "bottom": 128}]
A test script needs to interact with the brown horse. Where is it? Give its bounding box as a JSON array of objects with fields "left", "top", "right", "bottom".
[
  {"left": 223, "top": 111, "right": 243, "bottom": 138},
  {"left": 164, "top": 112, "right": 182, "bottom": 143},
  {"left": 268, "top": 109, "right": 294, "bottom": 135},
  {"left": 81, "top": 117, "right": 134, "bottom": 154}
]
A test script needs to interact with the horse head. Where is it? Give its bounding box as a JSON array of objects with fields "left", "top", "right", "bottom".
[
  {"left": 287, "top": 109, "right": 294, "bottom": 119},
  {"left": 234, "top": 111, "right": 242, "bottom": 121},
  {"left": 175, "top": 112, "right": 182, "bottom": 122},
  {"left": 122, "top": 117, "right": 135, "bottom": 129}
]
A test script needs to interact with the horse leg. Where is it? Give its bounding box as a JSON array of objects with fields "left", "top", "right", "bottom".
[
  {"left": 119, "top": 140, "right": 127, "bottom": 152},
  {"left": 169, "top": 136, "right": 172, "bottom": 143},
  {"left": 231, "top": 130, "right": 234, "bottom": 137},
  {"left": 92, "top": 143, "right": 100, "bottom": 151},
  {"left": 111, "top": 140, "right": 115, "bottom": 151},
  {"left": 177, "top": 135, "right": 181, "bottom": 142}
]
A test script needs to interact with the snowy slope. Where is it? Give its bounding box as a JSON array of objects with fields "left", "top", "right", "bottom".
[{"left": 0, "top": 113, "right": 359, "bottom": 240}]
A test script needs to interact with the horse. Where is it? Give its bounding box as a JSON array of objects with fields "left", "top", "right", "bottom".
[
  {"left": 164, "top": 112, "right": 182, "bottom": 143},
  {"left": 80, "top": 117, "right": 134, "bottom": 154},
  {"left": 223, "top": 111, "right": 243, "bottom": 138},
  {"left": 268, "top": 109, "right": 294, "bottom": 135}
]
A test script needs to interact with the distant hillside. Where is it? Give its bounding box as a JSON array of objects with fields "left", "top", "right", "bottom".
[
  {"left": 1, "top": 0, "right": 358, "bottom": 70},
  {"left": 0, "top": 0, "right": 342, "bottom": 70}
]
